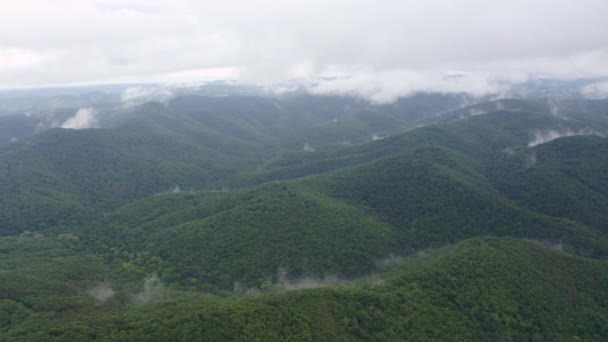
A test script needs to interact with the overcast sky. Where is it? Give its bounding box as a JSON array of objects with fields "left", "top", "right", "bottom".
[{"left": 1, "top": 0, "right": 608, "bottom": 98}]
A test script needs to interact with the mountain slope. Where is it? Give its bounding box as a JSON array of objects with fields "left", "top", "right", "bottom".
[
  {"left": 83, "top": 183, "right": 397, "bottom": 291},
  {"left": 303, "top": 144, "right": 608, "bottom": 256},
  {"left": 70, "top": 133, "right": 608, "bottom": 292},
  {"left": 3, "top": 238, "right": 607, "bottom": 341},
  {"left": 227, "top": 110, "right": 571, "bottom": 186},
  {"left": 39, "top": 108, "right": 604, "bottom": 294},
  {"left": 1, "top": 95, "right": 608, "bottom": 340},
  {"left": 0, "top": 125, "right": 258, "bottom": 234},
  {"left": 0, "top": 94, "right": 468, "bottom": 235},
  {"left": 488, "top": 135, "right": 608, "bottom": 234},
  {"left": 222, "top": 110, "right": 608, "bottom": 258}
]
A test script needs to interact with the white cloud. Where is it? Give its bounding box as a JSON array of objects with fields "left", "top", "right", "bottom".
[
  {"left": 121, "top": 86, "right": 173, "bottom": 107},
  {"left": 528, "top": 128, "right": 605, "bottom": 147},
  {"left": 581, "top": 81, "right": 608, "bottom": 99},
  {"left": 87, "top": 283, "right": 115, "bottom": 303},
  {"left": 0, "top": 47, "right": 56, "bottom": 70},
  {"left": 307, "top": 70, "right": 502, "bottom": 103},
  {"left": 303, "top": 143, "right": 315, "bottom": 152},
  {"left": 0, "top": 0, "right": 607, "bottom": 92},
  {"left": 61, "top": 107, "right": 97, "bottom": 129}
]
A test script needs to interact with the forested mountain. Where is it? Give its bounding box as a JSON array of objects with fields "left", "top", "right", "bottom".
[
  {"left": 2, "top": 238, "right": 607, "bottom": 341},
  {"left": 1, "top": 92, "right": 608, "bottom": 340},
  {"left": 0, "top": 114, "right": 40, "bottom": 147},
  {"left": 0, "top": 93, "right": 466, "bottom": 234}
]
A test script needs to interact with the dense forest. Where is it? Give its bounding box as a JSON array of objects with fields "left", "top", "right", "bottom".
[
  {"left": 2, "top": 238, "right": 607, "bottom": 341},
  {"left": 1, "top": 93, "right": 608, "bottom": 340}
]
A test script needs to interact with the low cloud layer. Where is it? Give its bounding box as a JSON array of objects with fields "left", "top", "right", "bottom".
[
  {"left": 529, "top": 128, "right": 606, "bottom": 147},
  {"left": 61, "top": 107, "right": 97, "bottom": 129},
  {"left": 581, "top": 81, "right": 608, "bottom": 99},
  {"left": 121, "top": 86, "right": 174, "bottom": 108},
  {"left": 87, "top": 283, "right": 115, "bottom": 304},
  {"left": 275, "top": 267, "right": 343, "bottom": 291},
  {"left": 131, "top": 275, "right": 164, "bottom": 305},
  {"left": 307, "top": 71, "right": 503, "bottom": 103},
  {"left": 0, "top": 1, "right": 608, "bottom": 94}
]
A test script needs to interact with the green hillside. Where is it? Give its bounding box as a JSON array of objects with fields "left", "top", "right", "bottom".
[
  {"left": 83, "top": 183, "right": 396, "bottom": 291},
  {"left": 304, "top": 144, "right": 608, "bottom": 257},
  {"left": 4, "top": 105, "right": 602, "bottom": 292},
  {"left": 0, "top": 124, "right": 263, "bottom": 234},
  {"left": 2, "top": 238, "right": 607, "bottom": 341},
  {"left": 0, "top": 114, "right": 39, "bottom": 147},
  {"left": 488, "top": 135, "right": 608, "bottom": 234},
  {"left": 1, "top": 95, "right": 608, "bottom": 340},
  {"left": 66, "top": 112, "right": 608, "bottom": 292},
  {"left": 226, "top": 110, "right": 558, "bottom": 186},
  {"left": 222, "top": 110, "right": 608, "bottom": 259},
  {"left": 0, "top": 94, "right": 466, "bottom": 235}
]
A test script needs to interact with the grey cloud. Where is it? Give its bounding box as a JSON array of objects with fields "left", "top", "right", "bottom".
[{"left": 0, "top": 0, "right": 607, "bottom": 94}]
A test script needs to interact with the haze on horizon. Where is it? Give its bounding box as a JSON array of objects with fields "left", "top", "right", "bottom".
[{"left": 1, "top": 0, "right": 608, "bottom": 100}]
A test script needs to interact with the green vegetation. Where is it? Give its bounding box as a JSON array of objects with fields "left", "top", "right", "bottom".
[
  {"left": 0, "top": 94, "right": 465, "bottom": 235},
  {"left": 488, "top": 136, "right": 608, "bottom": 234},
  {"left": 84, "top": 183, "right": 396, "bottom": 291},
  {"left": 1, "top": 95, "right": 608, "bottom": 340},
  {"left": 2, "top": 238, "right": 607, "bottom": 341}
]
